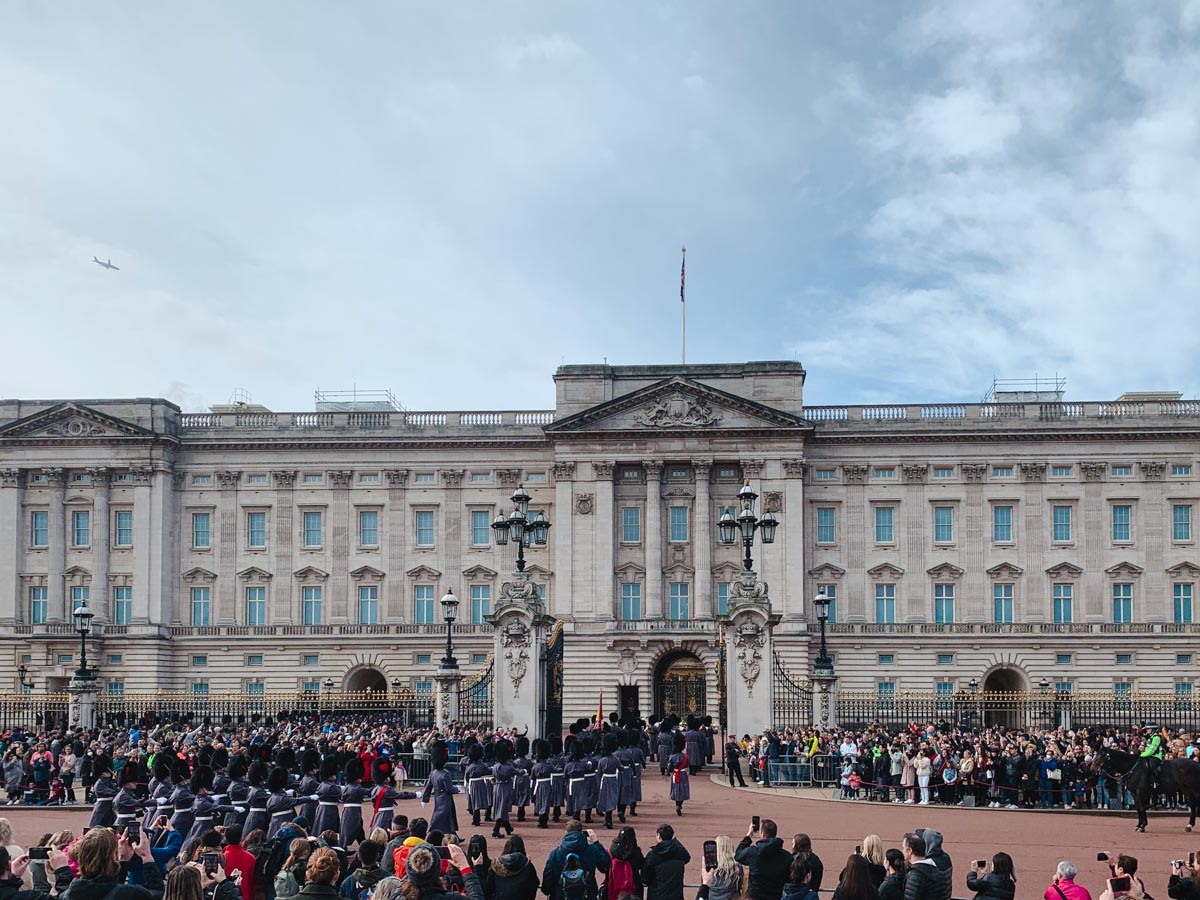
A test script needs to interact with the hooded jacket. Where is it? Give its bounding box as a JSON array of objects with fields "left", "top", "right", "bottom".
[
  {"left": 492, "top": 852, "right": 540, "bottom": 900},
  {"left": 735, "top": 838, "right": 791, "bottom": 900},
  {"left": 903, "top": 859, "right": 950, "bottom": 900},
  {"left": 917, "top": 831, "right": 952, "bottom": 878},
  {"left": 337, "top": 866, "right": 387, "bottom": 900},
  {"left": 542, "top": 831, "right": 610, "bottom": 900},
  {"left": 642, "top": 839, "right": 690, "bottom": 900}
]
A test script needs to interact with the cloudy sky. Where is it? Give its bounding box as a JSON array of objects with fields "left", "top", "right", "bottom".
[{"left": 2, "top": 2, "right": 1198, "bottom": 412}]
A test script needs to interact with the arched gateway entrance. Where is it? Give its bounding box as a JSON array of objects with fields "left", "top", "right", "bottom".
[
  {"left": 981, "top": 666, "right": 1027, "bottom": 728},
  {"left": 653, "top": 651, "right": 707, "bottom": 720},
  {"left": 345, "top": 667, "right": 388, "bottom": 693}
]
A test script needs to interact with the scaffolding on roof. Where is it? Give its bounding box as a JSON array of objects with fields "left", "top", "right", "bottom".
[
  {"left": 982, "top": 375, "right": 1066, "bottom": 404},
  {"left": 313, "top": 387, "right": 405, "bottom": 413}
]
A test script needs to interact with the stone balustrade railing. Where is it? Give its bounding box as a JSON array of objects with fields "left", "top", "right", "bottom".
[
  {"left": 179, "top": 410, "right": 556, "bottom": 431},
  {"left": 803, "top": 399, "right": 1200, "bottom": 423}
]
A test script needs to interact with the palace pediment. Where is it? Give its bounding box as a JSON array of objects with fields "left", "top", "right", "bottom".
[
  {"left": 544, "top": 376, "right": 811, "bottom": 437},
  {"left": 0, "top": 402, "right": 156, "bottom": 442}
]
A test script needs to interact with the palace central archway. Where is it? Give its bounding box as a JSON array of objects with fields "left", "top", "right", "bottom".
[
  {"left": 653, "top": 651, "right": 707, "bottom": 720},
  {"left": 981, "top": 666, "right": 1027, "bottom": 728},
  {"left": 345, "top": 667, "right": 388, "bottom": 693}
]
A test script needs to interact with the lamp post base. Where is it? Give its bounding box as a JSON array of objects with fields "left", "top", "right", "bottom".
[
  {"left": 435, "top": 666, "right": 462, "bottom": 730},
  {"left": 811, "top": 671, "right": 838, "bottom": 730},
  {"left": 68, "top": 675, "right": 98, "bottom": 730}
]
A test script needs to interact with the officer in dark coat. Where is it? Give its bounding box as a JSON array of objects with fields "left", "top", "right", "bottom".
[
  {"left": 531, "top": 739, "right": 554, "bottom": 829},
  {"left": 490, "top": 739, "right": 517, "bottom": 839},
  {"left": 297, "top": 749, "right": 322, "bottom": 824},
  {"left": 167, "top": 759, "right": 196, "bottom": 836},
  {"left": 565, "top": 738, "right": 589, "bottom": 822},
  {"left": 685, "top": 717, "right": 704, "bottom": 776},
  {"left": 549, "top": 734, "right": 566, "bottom": 821},
  {"left": 596, "top": 733, "right": 621, "bottom": 829},
  {"left": 312, "top": 757, "right": 342, "bottom": 837},
  {"left": 668, "top": 732, "right": 690, "bottom": 815},
  {"left": 242, "top": 762, "right": 271, "bottom": 836},
  {"left": 186, "top": 766, "right": 230, "bottom": 843},
  {"left": 339, "top": 757, "right": 370, "bottom": 847},
  {"left": 615, "top": 729, "right": 635, "bottom": 823},
  {"left": 702, "top": 716, "right": 716, "bottom": 765},
  {"left": 211, "top": 747, "right": 232, "bottom": 810},
  {"left": 420, "top": 739, "right": 458, "bottom": 838},
  {"left": 656, "top": 720, "right": 674, "bottom": 775},
  {"left": 113, "top": 771, "right": 146, "bottom": 833},
  {"left": 88, "top": 766, "right": 118, "bottom": 828}
]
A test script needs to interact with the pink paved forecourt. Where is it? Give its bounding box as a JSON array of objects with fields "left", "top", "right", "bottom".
[{"left": 4, "top": 772, "right": 1198, "bottom": 897}]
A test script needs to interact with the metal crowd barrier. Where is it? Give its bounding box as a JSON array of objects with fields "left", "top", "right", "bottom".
[{"left": 766, "top": 758, "right": 813, "bottom": 785}]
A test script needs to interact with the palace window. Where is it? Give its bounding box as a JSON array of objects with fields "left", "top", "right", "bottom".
[
  {"left": 1173, "top": 505, "right": 1192, "bottom": 542},
  {"left": 246, "top": 587, "right": 266, "bottom": 626},
  {"left": 819, "top": 584, "right": 838, "bottom": 622},
  {"left": 993, "top": 584, "right": 1014, "bottom": 623},
  {"left": 415, "top": 586, "right": 435, "bottom": 624},
  {"left": 716, "top": 582, "right": 729, "bottom": 616},
  {"left": 1052, "top": 505, "right": 1072, "bottom": 542},
  {"left": 359, "top": 586, "right": 379, "bottom": 625},
  {"left": 621, "top": 583, "right": 642, "bottom": 621},
  {"left": 30, "top": 587, "right": 47, "bottom": 625},
  {"left": 113, "top": 586, "right": 132, "bottom": 624},
  {"left": 877, "top": 681, "right": 896, "bottom": 712},
  {"left": 71, "top": 585, "right": 89, "bottom": 609},
  {"left": 875, "top": 584, "right": 895, "bottom": 623},
  {"left": 247, "top": 512, "right": 267, "bottom": 549},
  {"left": 247, "top": 474, "right": 267, "bottom": 485},
  {"left": 360, "top": 510, "right": 380, "bottom": 547},
  {"left": 1172, "top": 465, "right": 1192, "bottom": 476},
  {"left": 360, "top": 472, "right": 381, "bottom": 483},
  {"left": 873, "top": 467, "right": 894, "bottom": 479},
  {"left": 1053, "top": 584, "right": 1073, "bottom": 623},
  {"left": 72, "top": 510, "right": 90, "bottom": 547},
  {"left": 1111, "top": 505, "right": 1131, "bottom": 543},
  {"left": 192, "top": 513, "right": 211, "bottom": 549},
  {"left": 1056, "top": 653, "right": 1072, "bottom": 665},
  {"left": 815, "top": 468, "right": 837, "bottom": 480},
  {"left": 30, "top": 511, "right": 48, "bottom": 548},
  {"left": 191, "top": 588, "right": 211, "bottom": 626},
  {"left": 1174, "top": 583, "right": 1193, "bottom": 624},
  {"left": 934, "top": 506, "right": 954, "bottom": 543},
  {"left": 1051, "top": 466, "right": 1073, "bottom": 477},
  {"left": 192, "top": 475, "right": 212, "bottom": 485},
  {"left": 816, "top": 507, "right": 836, "bottom": 544},
  {"left": 992, "top": 505, "right": 1013, "bottom": 543},
  {"left": 302, "top": 511, "right": 322, "bottom": 548},
  {"left": 415, "top": 510, "right": 435, "bottom": 547},
  {"left": 668, "top": 582, "right": 689, "bottom": 621},
  {"left": 992, "top": 466, "right": 1013, "bottom": 477},
  {"left": 1112, "top": 583, "right": 1133, "bottom": 623},
  {"left": 621, "top": 507, "right": 641, "bottom": 543},
  {"left": 1111, "top": 465, "right": 1132, "bottom": 477},
  {"left": 874, "top": 506, "right": 894, "bottom": 544},
  {"left": 470, "top": 585, "right": 491, "bottom": 624},
  {"left": 302, "top": 586, "right": 322, "bottom": 625},
  {"left": 934, "top": 584, "right": 955, "bottom": 624},
  {"left": 932, "top": 467, "right": 954, "bottom": 478},
  {"left": 668, "top": 506, "right": 689, "bottom": 542},
  {"left": 114, "top": 510, "right": 133, "bottom": 547},
  {"left": 470, "top": 510, "right": 490, "bottom": 546}
]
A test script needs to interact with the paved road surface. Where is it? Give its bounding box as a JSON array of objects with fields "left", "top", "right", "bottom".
[{"left": 4, "top": 772, "right": 1196, "bottom": 897}]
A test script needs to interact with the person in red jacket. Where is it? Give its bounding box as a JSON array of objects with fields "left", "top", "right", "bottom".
[{"left": 222, "top": 825, "right": 257, "bottom": 900}]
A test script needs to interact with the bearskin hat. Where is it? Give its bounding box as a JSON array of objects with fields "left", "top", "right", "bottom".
[
  {"left": 608, "top": 712, "right": 619, "bottom": 724},
  {"left": 228, "top": 758, "right": 248, "bottom": 781},
  {"left": 515, "top": 736, "right": 530, "bottom": 758},
  {"left": 320, "top": 757, "right": 339, "bottom": 781},
  {"left": 190, "top": 765, "right": 214, "bottom": 794},
  {"left": 344, "top": 757, "right": 365, "bottom": 783},
  {"left": 275, "top": 746, "right": 296, "bottom": 771},
  {"left": 567, "top": 739, "right": 583, "bottom": 761},
  {"left": 212, "top": 746, "right": 230, "bottom": 770},
  {"left": 482, "top": 742, "right": 496, "bottom": 762},
  {"left": 494, "top": 739, "right": 513, "bottom": 763},
  {"left": 153, "top": 759, "right": 172, "bottom": 782},
  {"left": 172, "top": 758, "right": 191, "bottom": 783},
  {"left": 686, "top": 715, "right": 698, "bottom": 731},
  {"left": 430, "top": 739, "right": 449, "bottom": 770},
  {"left": 247, "top": 761, "right": 268, "bottom": 786},
  {"left": 532, "top": 739, "right": 550, "bottom": 761},
  {"left": 372, "top": 757, "right": 392, "bottom": 786},
  {"left": 468, "top": 744, "right": 483, "bottom": 763},
  {"left": 549, "top": 734, "right": 563, "bottom": 755},
  {"left": 602, "top": 733, "right": 619, "bottom": 754},
  {"left": 568, "top": 720, "right": 582, "bottom": 736},
  {"left": 673, "top": 732, "right": 686, "bottom": 753},
  {"left": 196, "top": 745, "right": 213, "bottom": 767},
  {"left": 662, "top": 714, "right": 680, "bottom": 732},
  {"left": 702, "top": 715, "right": 713, "bottom": 728},
  {"left": 301, "top": 749, "right": 322, "bottom": 774},
  {"left": 267, "top": 766, "right": 289, "bottom": 793}
]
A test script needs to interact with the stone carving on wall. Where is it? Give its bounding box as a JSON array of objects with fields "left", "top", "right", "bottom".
[
  {"left": 273, "top": 470, "right": 298, "bottom": 488},
  {"left": 0, "top": 469, "right": 21, "bottom": 488},
  {"left": 740, "top": 458, "right": 765, "bottom": 478},
  {"left": 633, "top": 392, "right": 722, "bottom": 428},
  {"left": 902, "top": 464, "right": 928, "bottom": 483},
  {"left": 692, "top": 459, "right": 712, "bottom": 480},
  {"left": 86, "top": 467, "right": 110, "bottom": 486},
  {"left": 732, "top": 618, "right": 766, "bottom": 696},
  {"left": 731, "top": 575, "right": 769, "bottom": 603},
  {"left": 500, "top": 618, "right": 532, "bottom": 697},
  {"left": 592, "top": 461, "right": 615, "bottom": 480},
  {"left": 575, "top": 493, "right": 594, "bottom": 515},
  {"left": 552, "top": 461, "right": 576, "bottom": 481},
  {"left": 962, "top": 464, "right": 988, "bottom": 483},
  {"left": 441, "top": 469, "right": 465, "bottom": 488},
  {"left": 1079, "top": 462, "right": 1106, "bottom": 482},
  {"left": 328, "top": 470, "right": 354, "bottom": 488},
  {"left": 216, "top": 470, "right": 241, "bottom": 489},
  {"left": 128, "top": 467, "right": 153, "bottom": 486},
  {"left": 384, "top": 469, "right": 410, "bottom": 487},
  {"left": 495, "top": 469, "right": 521, "bottom": 487},
  {"left": 843, "top": 465, "right": 868, "bottom": 484},
  {"left": 172, "top": 472, "right": 187, "bottom": 491},
  {"left": 763, "top": 491, "right": 783, "bottom": 513},
  {"left": 618, "top": 648, "right": 638, "bottom": 680},
  {"left": 782, "top": 458, "right": 806, "bottom": 478},
  {"left": 40, "top": 468, "right": 65, "bottom": 486},
  {"left": 1139, "top": 461, "right": 1166, "bottom": 480},
  {"left": 46, "top": 417, "right": 110, "bottom": 438},
  {"left": 642, "top": 460, "right": 664, "bottom": 479},
  {"left": 1020, "top": 463, "right": 1046, "bottom": 482}
]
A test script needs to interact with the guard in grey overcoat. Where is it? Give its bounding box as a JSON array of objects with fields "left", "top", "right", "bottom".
[
  {"left": 421, "top": 739, "right": 458, "bottom": 837},
  {"left": 490, "top": 739, "right": 517, "bottom": 839},
  {"left": 596, "top": 733, "right": 621, "bottom": 829},
  {"left": 338, "top": 757, "right": 370, "bottom": 847},
  {"left": 311, "top": 758, "right": 342, "bottom": 837},
  {"left": 668, "top": 732, "right": 690, "bottom": 815}
]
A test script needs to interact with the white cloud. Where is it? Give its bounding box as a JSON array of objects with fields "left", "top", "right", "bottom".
[{"left": 498, "top": 33, "right": 585, "bottom": 68}]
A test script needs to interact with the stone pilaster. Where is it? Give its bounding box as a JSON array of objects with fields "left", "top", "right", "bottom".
[
  {"left": 693, "top": 460, "right": 713, "bottom": 618},
  {"left": 0, "top": 469, "right": 22, "bottom": 624},
  {"left": 591, "top": 461, "right": 615, "bottom": 621},
  {"left": 553, "top": 463, "right": 574, "bottom": 623},
  {"left": 1023, "top": 475, "right": 1046, "bottom": 623},
  {"left": 1142, "top": 469, "right": 1165, "bottom": 621},
  {"left": 272, "top": 471, "right": 297, "bottom": 624},
  {"left": 384, "top": 470, "right": 408, "bottom": 622},
  {"left": 45, "top": 469, "right": 67, "bottom": 622},
  {"left": 131, "top": 468, "right": 155, "bottom": 623},
  {"left": 843, "top": 465, "right": 867, "bottom": 622},
  {"left": 215, "top": 471, "right": 241, "bottom": 623},
  {"left": 781, "top": 459, "right": 806, "bottom": 619},
  {"left": 643, "top": 461, "right": 663, "bottom": 618},
  {"left": 1083, "top": 474, "right": 1105, "bottom": 622},
  {"left": 329, "top": 471, "right": 353, "bottom": 621},
  {"left": 88, "top": 469, "right": 110, "bottom": 621},
  {"left": 487, "top": 571, "right": 550, "bottom": 735}
]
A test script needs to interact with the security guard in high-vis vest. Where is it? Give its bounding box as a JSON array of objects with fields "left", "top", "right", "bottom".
[{"left": 1139, "top": 724, "right": 1167, "bottom": 785}]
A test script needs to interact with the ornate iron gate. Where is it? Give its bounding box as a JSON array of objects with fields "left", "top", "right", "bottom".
[
  {"left": 457, "top": 659, "right": 494, "bottom": 726},
  {"left": 542, "top": 618, "right": 564, "bottom": 737},
  {"left": 771, "top": 652, "right": 813, "bottom": 729},
  {"left": 716, "top": 641, "right": 727, "bottom": 732},
  {"left": 654, "top": 654, "right": 707, "bottom": 719}
]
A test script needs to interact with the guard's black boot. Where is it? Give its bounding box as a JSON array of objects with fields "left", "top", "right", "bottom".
[
  {"left": 629, "top": 803, "right": 638, "bottom": 817},
  {"left": 505, "top": 819, "right": 514, "bottom": 835},
  {"left": 675, "top": 803, "right": 682, "bottom": 816},
  {"left": 517, "top": 807, "right": 525, "bottom": 822},
  {"left": 585, "top": 810, "right": 594, "bottom": 824},
  {"left": 472, "top": 812, "right": 481, "bottom": 827},
  {"left": 572, "top": 811, "right": 581, "bottom": 822},
  {"left": 492, "top": 825, "right": 503, "bottom": 839},
  {"left": 604, "top": 811, "right": 613, "bottom": 829},
  {"left": 538, "top": 813, "right": 549, "bottom": 829},
  {"left": 553, "top": 807, "right": 561, "bottom": 823}
]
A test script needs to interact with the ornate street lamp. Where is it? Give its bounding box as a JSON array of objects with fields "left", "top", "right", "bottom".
[
  {"left": 1039, "top": 677, "right": 1050, "bottom": 693},
  {"left": 72, "top": 606, "right": 95, "bottom": 680},
  {"left": 440, "top": 588, "right": 460, "bottom": 670},
  {"left": 16, "top": 664, "right": 33, "bottom": 692},
  {"left": 968, "top": 677, "right": 979, "bottom": 691},
  {"left": 717, "top": 481, "right": 778, "bottom": 572},
  {"left": 492, "top": 484, "right": 551, "bottom": 573},
  {"left": 812, "top": 587, "right": 833, "bottom": 676}
]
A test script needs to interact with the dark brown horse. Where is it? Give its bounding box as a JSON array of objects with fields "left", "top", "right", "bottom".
[{"left": 1095, "top": 746, "right": 1200, "bottom": 832}]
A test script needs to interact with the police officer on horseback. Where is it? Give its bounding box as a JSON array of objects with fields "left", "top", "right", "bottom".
[{"left": 1139, "top": 723, "right": 1168, "bottom": 788}]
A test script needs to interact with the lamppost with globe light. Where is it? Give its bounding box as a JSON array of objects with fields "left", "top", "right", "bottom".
[
  {"left": 73, "top": 606, "right": 95, "bottom": 681},
  {"left": 716, "top": 481, "right": 778, "bottom": 571},
  {"left": 491, "top": 484, "right": 552, "bottom": 574},
  {"left": 434, "top": 588, "right": 462, "bottom": 730}
]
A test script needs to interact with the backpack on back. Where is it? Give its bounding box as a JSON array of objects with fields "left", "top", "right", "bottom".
[
  {"left": 560, "top": 852, "right": 588, "bottom": 900},
  {"left": 606, "top": 855, "right": 635, "bottom": 899}
]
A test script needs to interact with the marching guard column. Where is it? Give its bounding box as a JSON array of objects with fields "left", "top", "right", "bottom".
[
  {"left": 486, "top": 571, "right": 551, "bottom": 736},
  {"left": 719, "top": 569, "right": 780, "bottom": 739}
]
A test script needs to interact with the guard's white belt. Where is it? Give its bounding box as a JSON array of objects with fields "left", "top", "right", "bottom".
[{"left": 319, "top": 802, "right": 339, "bottom": 806}]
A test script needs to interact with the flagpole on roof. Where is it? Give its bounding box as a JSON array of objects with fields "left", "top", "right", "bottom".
[{"left": 680, "top": 246, "right": 686, "bottom": 366}]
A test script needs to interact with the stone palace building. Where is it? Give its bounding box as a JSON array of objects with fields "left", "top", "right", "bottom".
[{"left": 1, "top": 361, "right": 1198, "bottom": 724}]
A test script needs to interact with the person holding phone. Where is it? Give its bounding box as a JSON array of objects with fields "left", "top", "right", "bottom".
[
  {"left": 68, "top": 825, "right": 163, "bottom": 900},
  {"left": 702, "top": 836, "right": 742, "bottom": 900},
  {"left": 1168, "top": 856, "right": 1200, "bottom": 900},
  {"left": 0, "top": 845, "right": 73, "bottom": 900},
  {"left": 965, "top": 853, "right": 1015, "bottom": 900},
  {"left": 1044, "top": 861, "right": 1091, "bottom": 900},
  {"left": 735, "top": 819, "right": 790, "bottom": 900}
]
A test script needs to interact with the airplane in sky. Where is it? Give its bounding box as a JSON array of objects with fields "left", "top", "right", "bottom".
[{"left": 92, "top": 256, "right": 119, "bottom": 270}]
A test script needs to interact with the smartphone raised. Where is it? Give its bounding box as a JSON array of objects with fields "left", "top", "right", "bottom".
[
  {"left": 203, "top": 853, "right": 221, "bottom": 877},
  {"left": 125, "top": 824, "right": 140, "bottom": 845},
  {"left": 703, "top": 840, "right": 718, "bottom": 871},
  {"left": 751, "top": 815, "right": 760, "bottom": 830},
  {"left": 1108, "top": 876, "right": 1132, "bottom": 894},
  {"left": 436, "top": 846, "right": 451, "bottom": 861},
  {"left": 974, "top": 860, "right": 987, "bottom": 869},
  {"left": 1097, "top": 852, "right": 1109, "bottom": 862},
  {"left": 29, "top": 847, "right": 50, "bottom": 861},
  {"left": 1191, "top": 852, "right": 1197, "bottom": 868}
]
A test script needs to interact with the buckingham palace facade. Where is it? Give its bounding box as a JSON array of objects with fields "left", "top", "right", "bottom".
[{"left": 1, "top": 361, "right": 1198, "bottom": 723}]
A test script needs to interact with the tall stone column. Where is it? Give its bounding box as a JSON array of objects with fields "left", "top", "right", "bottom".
[
  {"left": 811, "top": 673, "right": 838, "bottom": 730},
  {"left": 384, "top": 470, "right": 409, "bottom": 622},
  {"left": 592, "top": 461, "right": 615, "bottom": 620},
  {"left": 329, "top": 470, "right": 353, "bottom": 622},
  {"left": 552, "top": 463, "right": 574, "bottom": 622},
  {"left": 843, "top": 466, "right": 868, "bottom": 622},
  {"left": 0, "top": 469, "right": 22, "bottom": 624},
  {"left": 487, "top": 571, "right": 550, "bottom": 736},
  {"left": 88, "top": 469, "right": 110, "bottom": 621},
  {"left": 1081, "top": 463, "right": 1105, "bottom": 622},
  {"left": 131, "top": 468, "right": 155, "bottom": 623},
  {"left": 643, "top": 461, "right": 663, "bottom": 618},
  {"left": 215, "top": 471, "right": 241, "bottom": 623},
  {"left": 272, "top": 471, "right": 297, "bottom": 623},
  {"left": 781, "top": 459, "right": 807, "bottom": 619},
  {"left": 720, "top": 570, "right": 779, "bottom": 738},
  {"left": 693, "top": 460, "right": 713, "bottom": 618},
  {"left": 45, "top": 469, "right": 67, "bottom": 622},
  {"left": 68, "top": 675, "right": 98, "bottom": 730}
]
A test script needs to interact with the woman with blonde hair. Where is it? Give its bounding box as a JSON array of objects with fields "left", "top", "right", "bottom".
[
  {"left": 860, "top": 837, "right": 885, "bottom": 887},
  {"left": 274, "top": 839, "right": 313, "bottom": 899},
  {"left": 298, "top": 847, "right": 346, "bottom": 900},
  {"left": 705, "top": 835, "right": 743, "bottom": 900}
]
